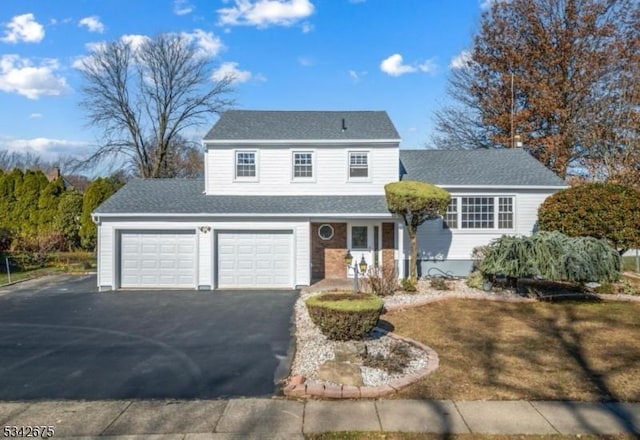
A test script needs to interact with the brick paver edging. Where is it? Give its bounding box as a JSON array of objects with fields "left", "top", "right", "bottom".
[
  {"left": 283, "top": 329, "right": 439, "bottom": 399},
  {"left": 285, "top": 289, "right": 639, "bottom": 400}
]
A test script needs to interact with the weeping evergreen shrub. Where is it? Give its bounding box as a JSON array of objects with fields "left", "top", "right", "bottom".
[{"left": 481, "top": 231, "right": 620, "bottom": 283}]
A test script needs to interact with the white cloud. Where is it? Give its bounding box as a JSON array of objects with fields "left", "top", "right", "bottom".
[
  {"left": 380, "top": 53, "right": 436, "bottom": 77},
  {"left": 121, "top": 34, "right": 150, "bottom": 51},
  {"left": 348, "top": 69, "right": 367, "bottom": 82},
  {"left": 218, "top": 0, "right": 315, "bottom": 28},
  {"left": 78, "top": 16, "right": 105, "bottom": 33},
  {"left": 450, "top": 50, "right": 472, "bottom": 69},
  {"left": 418, "top": 58, "right": 438, "bottom": 74},
  {"left": 180, "top": 29, "right": 224, "bottom": 58},
  {"left": 0, "top": 55, "right": 68, "bottom": 99},
  {"left": 301, "top": 22, "right": 313, "bottom": 33},
  {"left": 174, "top": 0, "right": 194, "bottom": 15},
  {"left": 212, "top": 62, "right": 262, "bottom": 84},
  {"left": 1, "top": 13, "right": 45, "bottom": 44},
  {"left": 28, "top": 113, "right": 42, "bottom": 119},
  {"left": 1, "top": 137, "right": 89, "bottom": 157}
]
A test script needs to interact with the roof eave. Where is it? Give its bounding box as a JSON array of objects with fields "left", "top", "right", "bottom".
[
  {"left": 203, "top": 139, "right": 400, "bottom": 145},
  {"left": 93, "top": 212, "right": 395, "bottom": 219},
  {"left": 437, "top": 184, "right": 568, "bottom": 189}
]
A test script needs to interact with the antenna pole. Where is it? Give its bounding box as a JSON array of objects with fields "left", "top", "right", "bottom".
[{"left": 510, "top": 71, "right": 515, "bottom": 149}]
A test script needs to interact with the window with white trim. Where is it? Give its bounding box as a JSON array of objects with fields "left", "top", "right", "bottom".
[
  {"left": 293, "top": 151, "right": 313, "bottom": 179},
  {"left": 444, "top": 198, "right": 458, "bottom": 229},
  {"left": 235, "top": 151, "right": 256, "bottom": 179},
  {"left": 498, "top": 197, "right": 514, "bottom": 229},
  {"left": 443, "top": 196, "right": 515, "bottom": 230},
  {"left": 461, "top": 197, "right": 494, "bottom": 229},
  {"left": 349, "top": 152, "right": 369, "bottom": 178}
]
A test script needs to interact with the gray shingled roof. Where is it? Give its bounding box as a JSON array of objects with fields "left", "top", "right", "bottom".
[
  {"left": 400, "top": 149, "right": 567, "bottom": 187},
  {"left": 203, "top": 110, "right": 400, "bottom": 141},
  {"left": 94, "top": 179, "right": 391, "bottom": 215}
]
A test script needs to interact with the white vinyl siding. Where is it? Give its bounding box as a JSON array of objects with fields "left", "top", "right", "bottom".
[
  {"left": 217, "top": 231, "right": 293, "bottom": 288},
  {"left": 204, "top": 144, "right": 398, "bottom": 195},
  {"left": 407, "top": 190, "right": 556, "bottom": 261}
]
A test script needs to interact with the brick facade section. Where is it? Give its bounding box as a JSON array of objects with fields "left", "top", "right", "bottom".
[
  {"left": 311, "top": 223, "right": 347, "bottom": 281},
  {"left": 382, "top": 222, "right": 395, "bottom": 272}
]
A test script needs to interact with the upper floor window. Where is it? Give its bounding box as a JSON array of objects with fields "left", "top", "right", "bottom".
[
  {"left": 293, "top": 151, "right": 314, "bottom": 179},
  {"left": 443, "top": 196, "right": 515, "bottom": 230},
  {"left": 349, "top": 152, "right": 369, "bottom": 179},
  {"left": 235, "top": 151, "right": 256, "bottom": 179}
]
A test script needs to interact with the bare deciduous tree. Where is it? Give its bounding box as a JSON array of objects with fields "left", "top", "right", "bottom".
[
  {"left": 79, "top": 33, "right": 234, "bottom": 178},
  {"left": 433, "top": 0, "right": 639, "bottom": 180}
]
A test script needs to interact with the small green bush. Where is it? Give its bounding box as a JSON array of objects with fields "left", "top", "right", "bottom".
[
  {"left": 400, "top": 278, "right": 417, "bottom": 292},
  {"left": 306, "top": 293, "right": 384, "bottom": 341},
  {"left": 466, "top": 270, "right": 484, "bottom": 289},
  {"left": 429, "top": 277, "right": 450, "bottom": 291}
]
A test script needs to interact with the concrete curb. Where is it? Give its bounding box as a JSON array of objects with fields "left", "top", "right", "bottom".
[{"left": 283, "top": 329, "right": 439, "bottom": 399}]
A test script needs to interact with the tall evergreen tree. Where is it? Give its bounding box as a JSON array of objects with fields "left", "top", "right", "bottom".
[
  {"left": 55, "top": 191, "right": 84, "bottom": 251},
  {"left": 80, "top": 177, "right": 122, "bottom": 250}
]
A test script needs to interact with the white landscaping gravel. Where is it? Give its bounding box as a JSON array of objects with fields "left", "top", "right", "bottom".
[{"left": 292, "top": 277, "right": 515, "bottom": 386}]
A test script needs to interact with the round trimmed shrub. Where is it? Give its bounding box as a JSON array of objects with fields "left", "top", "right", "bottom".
[{"left": 305, "top": 293, "right": 384, "bottom": 341}]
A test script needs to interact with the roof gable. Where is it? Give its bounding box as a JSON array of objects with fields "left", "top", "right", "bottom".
[
  {"left": 400, "top": 149, "right": 567, "bottom": 187},
  {"left": 203, "top": 110, "right": 400, "bottom": 142}
]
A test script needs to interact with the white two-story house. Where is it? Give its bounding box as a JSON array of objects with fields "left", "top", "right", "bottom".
[{"left": 93, "top": 110, "right": 566, "bottom": 290}]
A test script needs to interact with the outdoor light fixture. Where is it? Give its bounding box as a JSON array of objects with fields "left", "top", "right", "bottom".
[
  {"left": 344, "top": 250, "right": 353, "bottom": 266},
  {"left": 358, "top": 255, "right": 368, "bottom": 274},
  {"left": 344, "top": 250, "right": 368, "bottom": 293}
]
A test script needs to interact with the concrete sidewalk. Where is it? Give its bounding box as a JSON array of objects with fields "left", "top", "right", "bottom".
[{"left": 1, "top": 398, "right": 639, "bottom": 438}]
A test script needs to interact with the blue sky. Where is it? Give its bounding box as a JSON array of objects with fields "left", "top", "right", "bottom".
[{"left": 0, "top": 0, "right": 488, "bottom": 165}]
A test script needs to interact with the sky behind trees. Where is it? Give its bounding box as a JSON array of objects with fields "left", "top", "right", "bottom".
[{"left": 0, "top": 0, "right": 488, "bottom": 164}]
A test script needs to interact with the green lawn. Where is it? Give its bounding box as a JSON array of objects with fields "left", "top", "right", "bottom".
[
  {"left": 0, "top": 251, "right": 95, "bottom": 286},
  {"left": 0, "top": 266, "right": 64, "bottom": 285}
]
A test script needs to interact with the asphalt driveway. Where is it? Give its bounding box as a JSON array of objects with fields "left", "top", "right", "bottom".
[{"left": 0, "top": 275, "right": 298, "bottom": 400}]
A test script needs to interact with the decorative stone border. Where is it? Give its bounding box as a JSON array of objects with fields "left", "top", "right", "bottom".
[
  {"left": 285, "top": 288, "right": 640, "bottom": 399},
  {"left": 283, "top": 329, "right": 439, "bottom": 399}
]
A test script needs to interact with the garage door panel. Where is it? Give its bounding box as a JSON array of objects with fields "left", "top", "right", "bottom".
[
  {"left": 217, "top": 231, "right": 293, "bottom": 288},
  {"left": 120, "top": 231, "right": 196, "bottom": 289}
]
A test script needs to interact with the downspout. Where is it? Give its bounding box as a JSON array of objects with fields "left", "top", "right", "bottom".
[{"left": 92, "top": 213, "right": 101, "bottom": 291}]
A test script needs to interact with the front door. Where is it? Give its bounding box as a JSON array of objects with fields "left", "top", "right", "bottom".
[{"left": 347, "top": 222, "right": 382, "bottom": 277}]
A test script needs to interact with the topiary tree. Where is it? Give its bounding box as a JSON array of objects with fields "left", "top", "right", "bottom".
[
  {"left": 385, "top": 180, "right": 450, "bottom": 281},
  {"left": 538, "top": 183, "right": 640, "bottom": 255}
]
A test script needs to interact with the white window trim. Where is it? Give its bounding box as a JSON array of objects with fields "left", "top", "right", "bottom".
[
  {"left": 347, "top": 150, "right": 371, "bottom": 182},
  {"left": 443, "top": 195, "right": 517, "bottom": 232},
  {"left": 234, "top": 150, "right": 259, "bottom": 182},
  {"left": 291, "top": 150, "right": 316, "bottom": 182}
]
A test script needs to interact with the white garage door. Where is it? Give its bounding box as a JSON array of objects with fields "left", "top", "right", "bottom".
[
  {"left": 217, "top": 231, "right": 293, "bottom": 288},
  {"left": 120, "top": 230, "right": 196, "bottom": 288}
]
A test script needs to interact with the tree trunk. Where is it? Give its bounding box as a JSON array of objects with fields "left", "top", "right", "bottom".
[{"left": 409, "top": 228, "right": 418, "bottom": 281}]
